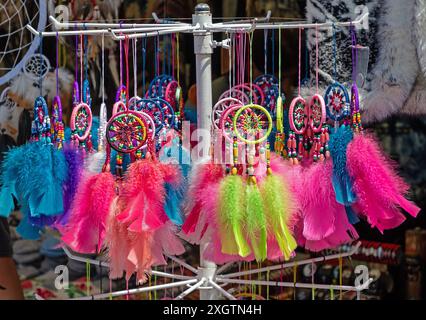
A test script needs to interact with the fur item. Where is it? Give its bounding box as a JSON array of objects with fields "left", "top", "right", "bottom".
[
  {"left": 416, "top": 0, "right": 426, "bottom": 78},
  {"left": 62, "top": 171, "right": 116, "bottom": 253},
  {"left": 346, "top": 133, "right": 420, "bottom": 232},
  {"left": 362, "top": 0, "right": 419, "bottom": 122}
]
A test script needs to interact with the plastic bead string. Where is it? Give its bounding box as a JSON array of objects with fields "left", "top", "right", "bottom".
[
  {"left": 51, "top": 32, "right": 64, "bottom": 149},
  {"left": 350, "top": 24, "right": 362, "bottom": 133},
  {"left": 31, "top": 35, "right": 51, "bottom": 144},
  {"left": 275, "top": 28, "right": 285, "bottom": 156}
]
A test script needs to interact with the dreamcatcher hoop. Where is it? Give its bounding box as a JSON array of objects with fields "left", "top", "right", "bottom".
[
  {"left": 134, "top": 98, "right": 165, "bottom": 134},
  {"left": 220, "top": 104, "right": 248, "bottom": 144},
  {"left": 232, "top": 84, "right": 260, "bottom": 105},
  {"left": 115, "top": 84, "right": 127, "bottom": 103},
  {"left": 289, "top": 96, "right": 308, "bottom": 135},
  {"left": 165, "top": 80, "right": 180, "bottom": 110},
  {"left": 233, "top": 104, "right": 273, "bottom": 145},
  {"left": 72, "top": 81, "right": 80, "bottom": 105},
  {"left": 308, "top": 94, "right": 326, "bottom": 133},
  {"left": 106, "top": 110, "right": 148, "bottom": 153},
  {"left": 0, "top": 1, "right": 47, "bottom": 85},
  {"left": 212, "top": 97, "right": 242, "bottom": 130},
  {"left": 254, "top": 74, "right": 279, "bottom": 93},
  {"left": 112, "top": 101, "right": 127, "bottom": 116},
  {"left": 324, "top": 82, "right": 350, "bottom": 122},
  {"left": 218, "top": 89, "right": 250, "bottom": 106},
  {"left": 152, "top": 97, "right": 175, "bottom": 129},
  {"left": 70, "top": 102, "right": 93, "bottom": 142},
  {"left": 23, "top": 53, "right": 51, "bottom": 81}
]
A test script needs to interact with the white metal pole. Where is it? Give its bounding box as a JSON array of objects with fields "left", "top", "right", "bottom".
[{"left": 193, "top": 3, "right": 218, "bottom": 300}]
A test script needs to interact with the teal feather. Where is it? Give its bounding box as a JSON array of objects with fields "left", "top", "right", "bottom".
[{"left": 329, "top": 125, "right": 356, "bottom": 206}]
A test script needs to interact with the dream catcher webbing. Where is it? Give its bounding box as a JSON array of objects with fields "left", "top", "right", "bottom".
[
  {"left": 51, "top": 33, "right": 64, "bottom": 149},
  {"left": 70, "top": 34, "right": 93, "bottom": 151},
  {"left": 324, "top": 24, "right": 350, "bottom": 124},
  {"left": 106, "top": 36, "right": 148, "bottom": 158}
]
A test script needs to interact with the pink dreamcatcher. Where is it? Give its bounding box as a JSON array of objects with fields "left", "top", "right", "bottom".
[
  {"left": 233, "top": 83, "right": 264, "bottom": 106},
  {"left": 212, "top": 97, "right": 243, "bottom": 130}
]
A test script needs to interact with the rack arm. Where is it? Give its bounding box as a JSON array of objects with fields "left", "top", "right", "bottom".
[
  {"left": 49, "top": 15, "right": 189, "bottom": 29},
  {"left": 219, "top": 242, "right": 362, "bottom": 279}
]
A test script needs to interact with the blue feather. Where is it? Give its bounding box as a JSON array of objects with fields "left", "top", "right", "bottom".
[
  {"left": 329, "top": 125, "right": 356, "bottom": 206},
  {"left": 164, "top": 183, "right": 184, "bottom": 226},
  {"left": 159, "top": 139, "right": 192, "bottom": 226}
]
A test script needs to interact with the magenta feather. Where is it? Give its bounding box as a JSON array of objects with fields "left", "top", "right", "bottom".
[
  {"left": 346, "top": 133, "right": 420, "bottom": 232},
  {"left": 61, "top": 171, "right": 115, "bottom": 254},
  {"left": 293, "top": 161, "right": 359, "bottom": 251},
  {"left": 181, "top": 163, "right": 224, "bottom": 241}
]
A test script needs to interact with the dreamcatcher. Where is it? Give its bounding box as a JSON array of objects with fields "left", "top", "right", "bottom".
[
  {"left": 324, "top": 24, "right": 350, "bottom": 124},
  {"left": 0, "top": 1, "right": 47, "bottom": 86},
  {"left": 70, "top": 34, "right": 93, "bottom": 151}
]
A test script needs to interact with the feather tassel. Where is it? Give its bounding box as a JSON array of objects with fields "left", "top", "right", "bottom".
[
  {"left": 346, "top": 133, "right": 421, "bottom": 232},
  {"left": 218, "top": 174, "right": 251, "bottom": 257}
]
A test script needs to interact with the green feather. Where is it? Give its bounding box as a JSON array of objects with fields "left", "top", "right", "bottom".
[
  {"left": 218, "top": 175, "right": 251, "bottom": 257},
  {"left": 246, "top": 183, "right": 267, "bottom": 262},
  {"left": 261, "top": 175, "right": 297, "bottom": 260}
]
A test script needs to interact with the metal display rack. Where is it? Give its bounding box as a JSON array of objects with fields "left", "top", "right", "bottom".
[{"left": 28, "top": 3, "right": 372, "bottom": 300}]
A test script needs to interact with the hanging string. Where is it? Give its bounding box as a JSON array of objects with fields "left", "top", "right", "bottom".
[
  {"left": 133, "top": 38, "right": 138, "bottom": 98},
  {"left": 227, "top": 31, "right": 231, "bottom": 94},
  {"left": 124, "top": 36, "right": 130, "bottom": 105},
  {"left": 278, "top": 28, "right": 281, "bottom": 95},
  {"left": 162, "top": 35, "right": 166, "bottom": 75},
  {"left": 80, "top": 34, "right": 83, "bottom": 101},
  {"left": 172, "top": 33, "right": 175, "bottom": 79},
  {"left": 84, "top": 33, "right": 88, "bottom": 82},
  {"left": 315, "top": 24, "right": 319, "bottom": 93},
  {"left": 332, "top": 23, "right": 337, "bottom": 80},
  {"left": 264, "top": 30, "right": 267, "bottom": 75},
  {"left": 142, "top": 38, "right": 147, "bottom": 93},
  {"left": 271, "top": 29, "right": 275, "bottom": 76},
  {"left": 298, "top": 28, "right": 302, "bottom": 97},
  {"left": 249, "top": 31, "right": 254, "bottom": 104},
  {"left": 266, "top": 269, "right": 270, "bottom": 300},
  {"left": 74, "top": 24, "right": 78, "bottom": 87},
  {"left": 119, "top": 39, "right": 123, "bottom": 87},
  {"left": 311, "top": 262, "right": 315, "bottom": 300},
  {"left": 176, "top": 33, "right": 180, "bottom": 84},
  {"left": 351, "top": 23, "right": 357, "bottom": 84},
  {"left": 101, "top": 33, "right": 105, "bottom": 105},
  {"left": 55, "top": 32, "right": 59, "bottom": 97},
  {"left": 39, "top": 33, "right": 43, "bottom": 97}
]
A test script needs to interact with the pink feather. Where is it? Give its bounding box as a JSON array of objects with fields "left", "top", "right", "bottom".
[
  {"left": 117, "top": 160, "right": 168, "bottom": 232},
  {"left": 181, "top": 163, "right": 224, "bottom": 238},
  {"left": 347, "top": 133, "right": 420, "bottom": 232},
  {"left": 292, "top": 161, "right": 359, "bottom": 251},
  {"left": 104, "top": 196, "right": 132, "bottom": 280},
  {"left": 61, "top": 171, "right": 115, "bottom": 254}
]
